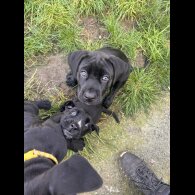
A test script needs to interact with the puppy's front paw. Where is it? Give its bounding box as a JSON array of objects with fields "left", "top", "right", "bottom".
[
  {"left": 66, "top": 72, "right": 77, "bottom": 87},
  {"left": 68, "top": 139, "right": 85, "bottom": 152},
  {"left": 102, "top": 97, "right": 112, "bottom": 109}
]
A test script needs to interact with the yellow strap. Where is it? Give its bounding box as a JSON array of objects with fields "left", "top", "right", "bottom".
[{"left": 24, "top": 149, "right": 58, "bottom": 164}]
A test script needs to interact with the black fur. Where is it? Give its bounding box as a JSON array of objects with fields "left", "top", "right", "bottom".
[
  {"left": 66, "top": 46, "right": 133, "bottom": 108},
  {"left": 60, "top": 98, "right": 120, "bottom": 124},
  {"left": 24, "top": 100, "right": 98, "bottom": 152},
  {"left": 24, "top": 100, "right": 103, "bottom": 194}
]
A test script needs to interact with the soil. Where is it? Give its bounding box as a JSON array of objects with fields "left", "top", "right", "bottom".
[
  {"left": 25, "top": 54, "right": 75, "bottom": 97},
  {"left": 133, "top": 49, "right": 148, "bottom": 68},
  {"left": 79, "top": 16, "right": 109, "bottom": 42}
]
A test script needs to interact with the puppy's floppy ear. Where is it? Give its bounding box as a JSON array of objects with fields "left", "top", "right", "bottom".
[
  {"left": 60, "top": 100, "right": 75, "bottom": 112},
  {"left": 64, "top": 100, "right": 75, "bottom": 109},
  {"left": 107, "top": 56, "right": 133, "bottom": 85},
  {"left": 68, "top": 50, "right": 89, "bottom": 79}
]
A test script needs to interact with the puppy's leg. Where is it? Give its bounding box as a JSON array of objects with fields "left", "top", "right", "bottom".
[
  {"left": 66, "top": 138, "right": 85, "bottom": 152},
  {"left": 66, "top": 72, "right": 78, "bottom": 87},
  {"left": 102, "top": 109, "right": 120, "bottom": 123},
  {"left": 24, "top": 101, "right": 39, "bottom": 115},
  {"left": 103, "top": 81, "right": 126, "bottom": 108},
  {"left": 24, "top": 100, "right": 51, "bottom": 131},
  {"left": 49, "top": 154, "right": 102, "bottom": 194},
  {"left": 43, "top": 113, "right": 63, "bottom": 125},
  {"left": 24, "top": 100, "right": 51, "bottom": 115},
  {"left": 25, "top": 155, "right": 102, "bottom": 195},
  {"left": 102, "top": 90, "right": 118, "bottom": 109}
]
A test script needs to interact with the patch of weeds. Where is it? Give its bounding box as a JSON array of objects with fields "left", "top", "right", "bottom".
[
  {"left": 57, "top": 25, "right": 82, "bottom": 53},
  {"left": 80, "top": 39, "right": 105, "bottom": 51},
  {"left": 137, "top": 24, "right": 170, "bottom": 63},
  {"left": 139, "top": 0, "right": 170, "bottom": 34},
  {"left": 68, "top": 0, "right": 106, "bottom": 16},
  {"left": 117, "top": 67, "right": 161, "bottom": 116},
  {"left": 124, "top": 31, "right": 143, "bottom": 61},
  {"left": 24, "top": 0, "right": 75, "bottom": 67},
  {"left": 115, "top": 0, "right": 148, "bottom": 20},
  {"left": 150, "top": 61, "right": 170, "bottom": 90},
  {"left": 24, "top": 29, "right": 53, "bottom": 67},
  {"left": 102, "top": 13, "right": 142, "bottom": 60},
  {"left": 102, "top": 14, "right": 124, "bottom": 47},
  {"left": 135, "top": 0, "right": 170, "bottom": 63}
]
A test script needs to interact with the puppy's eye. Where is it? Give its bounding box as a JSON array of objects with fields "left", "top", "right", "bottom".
[
  {"left": 70, "top": 111, "right": 77, "bottom": 116},
  {"left": 102, "top": 75, "right": 109, "bottom": 81},
  {"left": 80, "top": 70, "right": 88, "bottom": 78}
]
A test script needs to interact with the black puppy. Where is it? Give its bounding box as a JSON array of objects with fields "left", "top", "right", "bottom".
[
  {"left": 24, "top": 100, "right": 99, "bottom": 152},
  {"left": 24, "top": 100, "right": 102, "bottom": 195},
  {"left": 66, "top": 46, "right": 133, "bottom": 108},
  {"left": 60, "top": 97, "right": 120, "bottom": 124}
]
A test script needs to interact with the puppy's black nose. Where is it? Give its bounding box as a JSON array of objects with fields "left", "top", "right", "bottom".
[{"left": 84, "top": 91, "right": 96, "bottom": 100}]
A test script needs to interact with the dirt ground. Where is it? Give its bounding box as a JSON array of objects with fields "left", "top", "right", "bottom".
[{"left": 26, "top": 54, "right": 170, "bottom": 195}]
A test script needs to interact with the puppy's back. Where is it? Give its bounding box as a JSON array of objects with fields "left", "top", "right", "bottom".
[{"left": 97, "top": 47, "right": 129, "bottom": 63}]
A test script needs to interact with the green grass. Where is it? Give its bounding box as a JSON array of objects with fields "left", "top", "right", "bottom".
[
  {"left": 117, "top": 67, "right": 160, "bottom": 116},
  {"left": 24, "top": 0, "right": 170, "bottom": 122},
  {"left": 67, "top": 0, "right": 106, "bottom": 16},
  {"left": 116, "top": 0, "right": 148, "bottom": 20},
  {"left": 102, "top": 13, "right": 142, "bottom": 60},
  {"left": 24, "top": 0, "right": 76, "bottom": 67}
]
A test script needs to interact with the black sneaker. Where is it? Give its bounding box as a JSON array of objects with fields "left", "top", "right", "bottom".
[{"left": 119, "top": 152, "right": 170, "bottom": 195}]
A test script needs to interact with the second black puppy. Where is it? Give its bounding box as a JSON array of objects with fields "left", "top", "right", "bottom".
[
  {"left": 24, "top": 100, "right": 99, "bottom": 152},
  {"left": 24, "top": 100, "right": 102, "bottom": 195}
]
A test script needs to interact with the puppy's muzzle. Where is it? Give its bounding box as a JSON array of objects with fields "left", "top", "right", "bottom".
[
  {"left": 83, "top": 91, "right": 96, "bottom": 100},
  {"left": 82, "top": 89, "right": 99, "bottom": 104},
  {"left": 63, "top": 123, "right": 81, "bottom": 139}
]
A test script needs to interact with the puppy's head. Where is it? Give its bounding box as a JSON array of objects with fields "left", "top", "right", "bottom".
[
  {"left": 77, "top": 54, "right": 114, "bottom": 105},
  {"left": 60, "top": 101, "right": 99, "bottom": 139},
  {"left": 68, "top": 49, "right": 131, "bottom": 105}
]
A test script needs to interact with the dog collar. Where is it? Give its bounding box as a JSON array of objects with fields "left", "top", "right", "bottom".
[{"left": 24, "top": 149, "right": 58, "bottom": 164}]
